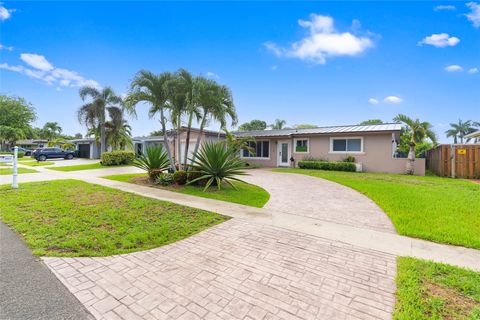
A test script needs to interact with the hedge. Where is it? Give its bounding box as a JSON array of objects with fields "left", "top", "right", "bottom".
[
  {"left": 0, "top": 151, "right": 25, "bottom": 158},
  {"left": 298, "top": 160, "right": 356, "bottom": 172},
  {"left": 100, "top": 151, "right": 135, "bottom": 166}
]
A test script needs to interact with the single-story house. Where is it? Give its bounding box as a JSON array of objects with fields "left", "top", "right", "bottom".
[
  {"left": 466, "top": 130, "right": 480, "bottom": 142},
  {"left": 133, "top": 127, "right": 225, "bottom": 164},
  {"left": 15, "top": 139, "right": 48, "bottom": 149},
  {"left": 71, "top": 138, "right": 101, "bottom": 159},
  {"left": 234, "top": 123, "right": 426, "bottom": 175}
]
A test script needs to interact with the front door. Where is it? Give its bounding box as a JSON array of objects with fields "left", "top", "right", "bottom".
[{"left": 277, "top": 140, "right": 291, "bottom": 166}]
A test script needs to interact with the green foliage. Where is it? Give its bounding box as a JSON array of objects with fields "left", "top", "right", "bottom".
[
  {"left": 359, "top": 119, "right": 383, "bottom": 125},
  {"left": 133, "top": 146, "right": 170, "bottom": 179},
  {"left": 275, "top": 168, "right": 480, "bottom": 249},
  {"left": 293, "top": 124, "right": 317, "bottom": 129},
  {"left": 0, "top": 180, "right": 227, "bottom": 256},
  {"left": 298, "top": 160, "right": 356, "bottom": 172},
  {"left": 155, "top": 172, "right": 174, "bottom": 186},
  {"left": 270, "top": 119, "right": 286, "bottom": 130},
  {"left": 238, "top": 119, "right": 267, "bottom": 131},
  {"left": 343, "top": 155, "right": 356, "bottom": 163},
  {"left": 0, "top": 95, "right": 37, "bottom": 144},
  {"left": 47, "top": 138, "right": 75, "bottom": 150},
  {"left": 187, "top": 170, "right": 203, "bottom": 185},
  {"left": 173, "top": 170, "right": 188, "bottom": 185},
  {"left": 188, "top": 141, "right": 247, "bottom": 191},
  {"left": 101, "top": 150, "right": 135, "bottom": 166},
  {"left": 394, "top": 257, "right": 480, "bottom": 319}
]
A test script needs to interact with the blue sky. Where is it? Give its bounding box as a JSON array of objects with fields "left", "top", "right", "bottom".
[{"left": 1, "top": 1, "right": 479, "bottom": 142}]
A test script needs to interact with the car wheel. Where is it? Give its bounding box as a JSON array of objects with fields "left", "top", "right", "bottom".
[
  {"left": 39, "top": 155, "right": 47, "bottom": 161},
  {"left": 66, "top": 154, "right": 73, "bottom": 160}
]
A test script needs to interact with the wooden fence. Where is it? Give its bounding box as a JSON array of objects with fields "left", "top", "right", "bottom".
[{"left": 426, "top": 144, "right": 480, "bottom": 179}]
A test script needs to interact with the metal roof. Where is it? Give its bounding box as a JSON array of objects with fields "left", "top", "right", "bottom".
[{"left": 234, "top": 123, "right": 402, "bottom": 138}]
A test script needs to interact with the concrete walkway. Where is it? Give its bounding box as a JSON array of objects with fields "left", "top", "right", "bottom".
[{"left": 0, "top": 222, "right": 93, "bottom": 320}]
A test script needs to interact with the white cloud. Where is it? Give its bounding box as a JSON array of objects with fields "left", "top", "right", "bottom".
[
  {"left": 434, "top": 5, "right": 456, "bottom": 11},
  {"left": 444, "top": 65, "right": 464, "bottom": 72},
  {"left": 368, "top": 98, "right": 379, "bottom": 105},
  {"left": 468, "top": 67, "right": 479, "bottom": 74},
  {"left": 384, "top": 96, "right": 403, "bottom": 104},
  {"left": 264, "top": 14, "right": 374, "bottom": 64},
  {"left": 20, "top": 53, "right": 54, "bottom": 71},
  {"left": 466, "top": 2, "right": 480, "bottom": 28},
  {"left": 0, "top": 43, "right": 13, "bottom": 51},
  {"left": 418, "top": 33, "right": 460, "bottom": 47},
  {"left": 1, "top": 53, "right": 100, "bottom": 89},
  {"left": 0, "top": 3, "right": 14, "bottom": 21},
  {"left": 206, "top": 71, "right": 219, "bottom": 79}
]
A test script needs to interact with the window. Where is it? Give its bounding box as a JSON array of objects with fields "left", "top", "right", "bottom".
[
  {"left": 294, "top": 139, "right": 309, "bottom": 153},
  {"left": 330, "top": 137, "right": 363, "bottom": 153},
  {"left": 242, "top": 141, "right": 269, "bottom": 158}
]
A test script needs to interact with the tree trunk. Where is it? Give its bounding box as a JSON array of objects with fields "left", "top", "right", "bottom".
[
  {"left": 100, "top": 123, "right": 106, "bottom": 155},
  {"left": 191, "top": 111, "right": 207, "bottom": 165},
  {"left": 183, "top": 112, "right": 194, "bottom": 169},
  {"left": 177, "top": 114, "right": 182, "bottom": 171},
  {"left": 159, "top": 108, "right": 175, "bottom": 172},
  {"left": 406, "top": 144, "right": 415, "bottom": 175}
]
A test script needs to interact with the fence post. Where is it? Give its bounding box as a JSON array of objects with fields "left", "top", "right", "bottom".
[
  {"left": 12, "top": 146, "right": 18, "bottom": 189},
  {"left": 450, "top": 145, "right": 456, "bottom": 178}
]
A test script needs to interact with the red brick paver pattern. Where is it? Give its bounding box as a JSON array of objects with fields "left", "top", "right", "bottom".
[{"left": 44, "top": 219, "right": 396, "bottom": 320}]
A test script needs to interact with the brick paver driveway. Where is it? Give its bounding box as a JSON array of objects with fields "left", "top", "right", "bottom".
[{"left": 44, "top": 219, "right": 396, "bottom": 320}]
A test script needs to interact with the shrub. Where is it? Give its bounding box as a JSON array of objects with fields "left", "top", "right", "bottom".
[
  {"left": 133, "top": 146, "right": 170, "bottom": 181},
  {"left": 173, "top": 170, "right": 188, "bottom": 185},
  {"left": 343, "top": 155, "right": 356, "bottom": 163},
  {"left": 301, "top": 155, "right": 325, "bottom": 162},
  {"left": 187, "top": 170, "right": 203, "bottom": 186},
  {"left": 298, "top": 160, "right": 356, "bottom": 172},
  {"left": 0, "top": 151, "right": 25, "bottom": 158},
  {"left": 155, "top": 173, "right": 174, "bottom": 186},
  {"left": 101, "top": 151, "right": 135, "bottom": 166},
  {"left": 188, "top": 141, "right": 247, "bottom": 191}
]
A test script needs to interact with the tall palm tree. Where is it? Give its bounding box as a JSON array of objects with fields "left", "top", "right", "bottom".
[
  {"left": 42, "top": 122, "right": 62, "bottom": 140},
  {"left": 191, "top": 83, "right": 237, "bottom": 164},
  {"left": 270, "top": 119, "right": 286, "bottom": 130},
  {"left": 104, "top": 107, "right": 132, "bottom": 150},
  {"left": 78, "top": 86, "right": 123, "bottom": 155},
  {"left": 446, "top": 119, "right": 475, "bottom": 144},
  {"left": 394, "top": 114, "right": 437, "bottom": 175},
  {"left": 124, "top": 70, "right": 175, "bottom": 170}
]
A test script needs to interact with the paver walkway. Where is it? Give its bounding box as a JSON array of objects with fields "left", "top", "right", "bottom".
[{"left": 241, "top": 170, "right": 395, "bottom": 233}]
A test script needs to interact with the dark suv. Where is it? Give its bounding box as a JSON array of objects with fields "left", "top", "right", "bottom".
[{"left": 34, "top": 148, "right": 76, "bottom": 161}]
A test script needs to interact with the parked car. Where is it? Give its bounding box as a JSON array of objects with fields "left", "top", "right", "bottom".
[
  {"left": 10, "top": 147, "right": 33, "bottom": 156},
  {"left": 34, "top": 148, "right": 75, "bottom": 161}
]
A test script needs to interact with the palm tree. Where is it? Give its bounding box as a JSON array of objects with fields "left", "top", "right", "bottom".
[
  {"left": 190, "top": 82, "right": 237, "bottom": 164},
  {"left": 446, "top": 119, "right": 475, "bottom": 144},
  {"left": 393, "top": 114, "right": 437, "bottom": 175},
  {"left": 42, "top": 122, "right": 62, "bottom": 140},
  {"left": 78, "top": 86, "right": 123, "bottom": 155},
  {"left": 124, "top": 70, "right": 175, "bottom": 170},
  {"left": 104, "top": 107, "right": 132, "bottom": 150},
  {"left": 270, "top": 119, "right": 286, "bottom": 130}
]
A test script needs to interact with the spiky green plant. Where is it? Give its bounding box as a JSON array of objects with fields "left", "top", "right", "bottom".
[
  {"left": 188, "top": 141, "right": 247, "bottom": 191},
  {"left": 133, "top": 146, "right": 170, "bottom": 180}
]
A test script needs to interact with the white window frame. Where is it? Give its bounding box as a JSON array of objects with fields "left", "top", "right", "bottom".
[
  {"left": 329, "top": 136, "right": 364, "bottom": 154},
  {"left": 293, "top": 138, "right": 309, "bottom": 154},
  {"left": 241, "top": 140, "right": 270, "bottom": 160}
]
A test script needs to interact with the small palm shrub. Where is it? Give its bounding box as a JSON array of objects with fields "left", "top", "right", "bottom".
[
  {"left": 133, "top": 146, "right": 170, "bottom": 181},
  {"left": 188, "top": 141, "right": 247, "bottom": 191},
  {"left": 187, "top": 170, "right": 203, "bottom": 186},
  {"left": 155, "top": 173, "right": 174, "bottom": 186},
  {"left": 173, "top": 170, "right": 188, "bottom": 185}
]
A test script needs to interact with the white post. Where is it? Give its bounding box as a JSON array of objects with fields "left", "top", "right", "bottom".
[{"left": 12, "top": 146, "right": 18, "bottom": 189}]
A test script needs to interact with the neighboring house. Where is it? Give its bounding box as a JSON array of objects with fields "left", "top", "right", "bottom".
[
  {"left": 235, "top": 123, "right": 426, "bottom": 175},
  {"left": 15, "top": 139, "right": 48, "bottom": 149},
  {"left": 133, "top": 127, "right": 225, "bottom": 164},
  {"left": 71, "top": 138, "right": 101, "bottom": 159},
  {"left": 466, "top": 130, "right": 480, "bottom": 142}
]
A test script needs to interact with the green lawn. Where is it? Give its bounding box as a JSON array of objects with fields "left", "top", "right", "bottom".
[
  {"left": 0, "top": 180, "right": 228, "bottom": 257},
  {"left": 395, "top": 257, "right": 480, "bottom": 319},
  {"left": 48, "top": 162, "right": 131, "bottom": 171},
  {"left": 102, "top": 173, "right": 270, "bottom": 208},
  {"left": 21, "top": 161, "right": 55, "bottom": 167},
  {"left": 273, "top": 169, "right": 480, "bottom": 249},
  {"left": 0, "top": 167, "right": 38, "bottom": 175}
]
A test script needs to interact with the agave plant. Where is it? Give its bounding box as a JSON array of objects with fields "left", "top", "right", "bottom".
[
  {"left": 133, "top": 146, "right": 170, "bottom": 180},
  {"left": 188, "top": 141, "right": 247, "bottom": 191}
]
